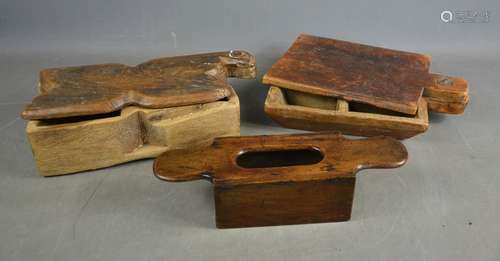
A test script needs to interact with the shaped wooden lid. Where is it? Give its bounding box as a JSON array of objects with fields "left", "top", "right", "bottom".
[
  {"left": 22, "top": 50, "right": 256, "bottom": 120},
  {"left": 154, "top": 132, "right": 408, "bottom": 186},
  {"left": 263, "top": 34, "right": 432, "bottom": 115}
]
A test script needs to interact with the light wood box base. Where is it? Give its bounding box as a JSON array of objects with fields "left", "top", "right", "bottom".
[
  {"left": 27, "top": 89, "right": 240, "bottom": 176},
  {"left": 265, "top": 86, "right": 428, "bottom": 140}
]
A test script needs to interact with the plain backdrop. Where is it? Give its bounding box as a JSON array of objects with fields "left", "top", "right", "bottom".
[{"left": 1, "top": 0, "right": 499, "bottom": 260}]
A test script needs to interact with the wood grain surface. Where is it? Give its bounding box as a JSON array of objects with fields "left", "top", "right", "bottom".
[
  {"left": 154, "top": 132, "right": 407, "bottom": 228},
  {"left": 28, "top": 87, "right": 240, "bottom": 176},
  {"left": 264, "top": 87, "right": 429, "bottom": 139},
  {"left": 22, "top": 50, "right": 256, "bottom": 120},
  {"left": 154, "top": 132, "right": 407, "bottom": 185},
  {"left": 262, "top": 34, "right": 431, "bottom": 115},
  {"left": 214, "top": 179, "right": 356, "bottom": 228},
  {"left": 424, "top": 73, "right": 469, "bottom": 114}
]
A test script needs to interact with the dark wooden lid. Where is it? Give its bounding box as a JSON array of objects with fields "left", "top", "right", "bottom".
[
  {"left": 263, "top": 34, "right": 432, "bottom": 115},
  {"left": 153, "top": 132, "right": 408, "bottom": 186},
  {"left": 22, "top": 50, "right": 256, "bottom": 120}
]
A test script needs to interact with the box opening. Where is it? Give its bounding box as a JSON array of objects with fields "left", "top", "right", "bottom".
[
  {"left": 36, "top": 110, "right": 121, "bottom": 126},
  {"left": 283, "top": 89, "right": 415, "bottom": 118},
  {"left": 348, "top": 102, "right": 414, "bottom": 117},
  {"left": 284, "top": 90, "right": 338, "bottom": 110},
  {"left": 236, "top": 148, "right": 323, "bottom": 169}
]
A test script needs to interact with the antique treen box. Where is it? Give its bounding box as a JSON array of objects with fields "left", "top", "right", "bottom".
[
  {"left": 154, "top": 132, "right": 407, "bottom": 228},
  {"left": 263, "top": 34, "right": 469, "bottom": 139},
  {"left": 22, "top": 50, "right": 256, "bottom": 176}
]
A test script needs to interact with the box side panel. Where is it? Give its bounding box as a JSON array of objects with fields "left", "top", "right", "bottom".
[
  {"left": 27, "top": 112, "right": 142, "bottom": 176},
  {"left": 267, "top": 111, "right": 424, "bottom": 139},
  {"left": 264, "top": 87, "right": 427, "bottom": 140}
]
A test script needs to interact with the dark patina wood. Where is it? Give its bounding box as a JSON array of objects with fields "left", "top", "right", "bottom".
[
  {"left": 153, "top": 132, "right": 407, "bottom": 228},
  {"left": 262, "top": 34, "right": 431, "bottom": 115},
  {"left": 22, "top": 50, "right": 256, "bottom": 120}
]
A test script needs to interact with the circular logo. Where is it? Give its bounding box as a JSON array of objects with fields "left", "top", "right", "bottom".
[{"left": 441, "top": 10, "right": 453, "bottom": 23}]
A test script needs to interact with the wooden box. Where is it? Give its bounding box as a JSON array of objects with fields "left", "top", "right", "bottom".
[
  {"left": 262, "top": 34, "right": 469, "bottom": 139},
  {"left": 265, "top": 86, "right": 429, "bottom": 139},
  {"left": 22, "top": 51, "right": 256, "bottom": 176},
  {"left": 154, "top": 132, "right": 407, "bottom": 228}
]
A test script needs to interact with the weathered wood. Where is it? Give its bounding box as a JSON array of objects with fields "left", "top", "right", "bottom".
[
  {"left": 22, "top": 50, "right": 256, "bottom": 120},
  {"left": 262, "top": 34, "right": 468, "bottom": 135},
  {"left": 27, "top": 88, "right": 240, "bottom": 176},
  {"left": 424, "top": 73, "right": 469, "bottom": 114},
  {"left": 265, "top": 87, "right": 428, "bottom": 139},
  {"left": 24, "top": 50, "right": 256, "bottom": 176},
  {"left": 262, "top": 34, "right": 431, "bottom": 115},
  {"left": 154, "top": 132, "right": 407, "bottom": 228}
]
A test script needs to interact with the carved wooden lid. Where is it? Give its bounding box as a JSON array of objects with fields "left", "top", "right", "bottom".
[
  {"left": 22, "top": 50, "right": 256, "bottom": 120},
  {"left": 263, "top": 34, "right": 432, "bottom": 115},
  {"left": 153, "top": 132, "right": 407, "bottom": 186}
]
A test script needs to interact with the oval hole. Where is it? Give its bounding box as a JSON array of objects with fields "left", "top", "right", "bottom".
[{"left": 236, "top": 148, "right": 323, "bottom": 169}]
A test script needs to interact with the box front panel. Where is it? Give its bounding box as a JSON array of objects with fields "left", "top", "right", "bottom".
[{"left": 214, "top": 178, "right": 355, "bottom": 228}]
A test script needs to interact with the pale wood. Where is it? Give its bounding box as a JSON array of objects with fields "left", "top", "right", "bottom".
[
  {"left": 285, "top": 89, "right": 338, "bottom": 110},
  {"left": 336, "top": 99, "right": 349, "bottom": 112},
  {"left": 265, "top": 87, "right": 428, "bottom": 139},
  {"left": 27, "top": 89, "right": 240, "bottom": 176},
  {"left": 23, "top": 50, "right": 256, "bottom": 176}
]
